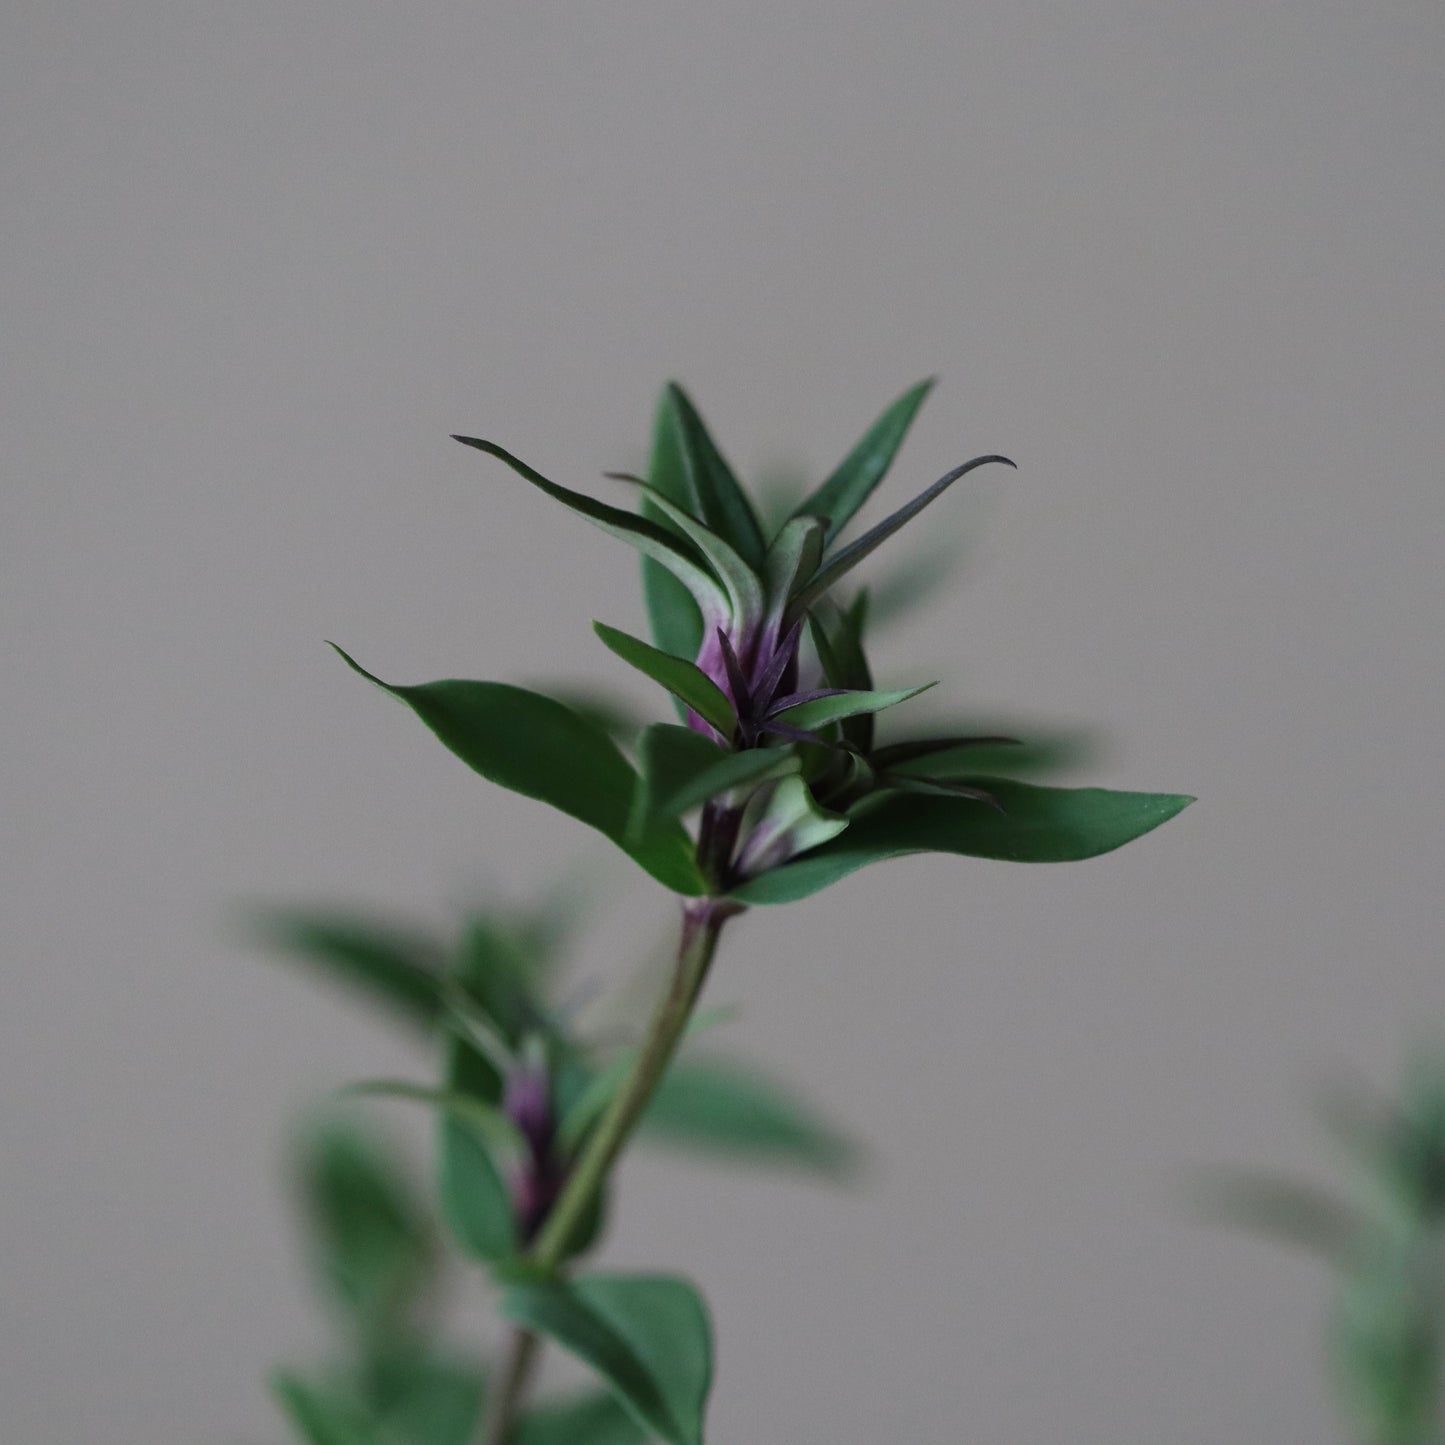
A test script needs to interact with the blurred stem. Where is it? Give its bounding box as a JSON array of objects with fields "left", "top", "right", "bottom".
[
  {"left": 529, "top": 894, "right": 739, "bottom": 1270},
  {"left": 481, "top": 1326, "right": 538, "bottom": 1445}
]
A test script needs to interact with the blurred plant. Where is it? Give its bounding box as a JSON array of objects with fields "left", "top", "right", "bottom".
[
  {"left": 258, "top": 896, "right": 853, "bottom": 1445},
  {"left": 278, "top": 379, "right": 1190, "bottom": 1443},
  {"left": 1201, "top": 1055, "right": 1445, "bottom": 1444}
]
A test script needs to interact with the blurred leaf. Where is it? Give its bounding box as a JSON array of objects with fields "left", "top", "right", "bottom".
[
  {"left": 663, "top": 382, "right": 767, "bottom": 572},
  {"left": 772, "top": 682, "right": 934, "bottom": 731},
  {"left": 343, "top": 1082, "right": 527, "bottom": 1167},
  {"left": 502, "top": 1273, "right": 712, "bottom": 1445},
  {"left": 511, "top": 1389, "right": 648, "bottom": 1445},
  {"left": 791, "top": 378, "right": 934, "bottom": 544},
  {"left": 642, "top": 391, "right": 705, "bottom": 667},
  {"left": 789, "top": 454, "right": 1015, "bottom": 618},
  {"left": 329, "top": 648, "right": 705, "bottom": 897},
  {"left": 451, "top": 434, "right": 728, "bottom": 621},
  {"left": 642, "top": 1057, "right": 854, "bottom": 1177},
  {"left": 248, "top": 908, "right": 443, "bottom": 1030},
  {"left": 272, "top": 1371, "right": 371, "bottom": 1445},
  {"left": 594, "top": 624, "right": 736, "bottom": 740},
  {"left": 298, "top": 1118, "right": 434, "bottom": 1330},
  {"left": 452, "top": 915, "right": 552, "bottom": 1052},
  {"left": 370, "top": 1355, "right": 487, "bottom": 1445},
  {"left": 1188, "top": 1169, "right": 1361, "bottom": 1263},
  {"left": 731, "top": 780, "right": 1195, "bottom": 904}
]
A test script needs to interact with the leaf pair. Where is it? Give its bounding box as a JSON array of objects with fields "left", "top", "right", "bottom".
[{"left": 503, "top": 1272, "right": 712, "bottom": 1445}]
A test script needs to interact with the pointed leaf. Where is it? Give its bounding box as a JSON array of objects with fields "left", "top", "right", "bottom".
[
  {"left": 771, "top": 683, "right": 934, "bottom": 731},
  {"left": 792, "top": 378, "right": 935, "bottom": 543},
  {"left": 789, "top": 453, "right": 1015, "bottom": 618},
  {"left": 731, "top": 779, "right": 1195, "bottom": 903},
  {"left": 619, "top": 478, "right": 765, "bottom": 631},
  {"left": 272, "top": 1372, "right": 371, "bottom": 1445},
  {"left": 630, "top": 723, "right": 728, "bottom": 837},
  {"left": 297, "top": 1119, "right": 434, "bottom": 1329},
  {"left": 641, "top": 391, "right": 706, "bottom": 665},
  {"left": 512, "top": 1389, "right": 647, "bottom": 1445},
  {"left": 593, "top": 623, "right": 735, "bottom": 740},
  {"left": 331, "top": 647, "right": 705, "bottom": 896},
  {"left": 452, "top": 435, "right": 728, "bottom": 621},
  {"left": 763, "top": 515, "right": 826, "bottom": 625},
  {"left": 248, "top": 908, "right": 444, "bottom": 1029},
  {"left": 664, "top": 383, "right": 767, "bottom": 570},
  {"left": 502, "top": 1273, "right": 712, "bottom": 1445},
  {"left": 642, "top": 1058, "right": 854, "bottom": 1176},
  {"left": 440, "top": 1026, "right": 519, "bottom": 1261},
  {"left": 653, "top": 744, "right": 799, "bottom": 822},
  {"left": 342, "top": 1082, "right": 528, "bottom": 1167}
]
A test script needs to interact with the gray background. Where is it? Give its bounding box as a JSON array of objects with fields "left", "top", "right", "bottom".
[{"left": 5, "top": 3, "right": 1443, "bottom": 1442}]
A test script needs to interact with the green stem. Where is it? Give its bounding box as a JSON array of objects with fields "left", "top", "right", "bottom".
[
  {"left": 480, "top": 1326, "right": 538, "bottom": 1445},
  {"left": 530, "top": 896, "right": 739, "bottom": 1271}
]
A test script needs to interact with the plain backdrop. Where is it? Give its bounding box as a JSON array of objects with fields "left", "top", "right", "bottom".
[{"left": 5, "top": 4, "right": 1444, "bottom": 1442}]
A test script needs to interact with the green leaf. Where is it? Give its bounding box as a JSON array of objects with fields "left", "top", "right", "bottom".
[
  {"left": 297, "top": 1118, "right": 434, "bottom": 1329},
  {"left": 594, "top": 623, "right": 736, "bottom": 740},
  {"left": 452, "top": 435, "right": 729, "bottom": 622},
  {"left": 272, "top": 1371, "right": 372, "bottom": 1445},
  {"left": 343, "top": 1081, "right": 528, "bottom": 1168},
  {"left": 512, "top": 1390, "right": 648, "bottom": 1445},
  {"left": 622, "top": 479, "right": 764, "bottom": 632},
  {"left": 642, "top": 391, "right": 705, "bottom": 666},
  {"left": 651, "top": 743, "right": 799, "bottom": 823},
  {"left": 330, "top": 647, "right": 705, "bottom": 897},
  {"left": 502, "top": 1273, "right": 712, "bottom": 1445},
  {"left": 730, "top": 779, "right": 1195, "bottom": 904},
  {"left": 1188, "top": 1170, "right": 1361, "bottom": 1263},
  {"left": 631, "top": 723, "right": 729, "bottom": 838},
  {"left": 642, "top": 1058, "right": 854, "bottom": 1176},
  {"left": 771, "top": 682, "right": 935, "bottom": 731},
  {"left": 437, "top": 1063, "right": 518, "bottom": 1264},
  {"left": 452, "top": 914, "right": 554, "bottom": 1051},
  {"left": 764, "top": 515, "right": 826, "bottom": 625},
  {"left": 792, "top": 378, "right": 935, "bottom": 544},
  {"left": 371, "top": 1356, "right": 487, "bottom": 1445},
  {"left": 664, "top": 382, "right": 767, "bottom": 571},
  {"left": 248, "top": 908, "right": 443, "bottom": 1029},
  {"left": 789, "top": 453, "right": 1015, "bottom": 619},
  {"left": 808, "top": 594, "right": 875, "bottom": 750}
]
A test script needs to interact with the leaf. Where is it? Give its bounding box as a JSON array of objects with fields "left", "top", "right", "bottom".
[
  {"left": 452, "top": 434, "right": 728, "bottom": 620},
  {"left": 730, "top": 779, "right": 1195, "bottom": 904},
  {"left": 664, "top": 382, "right": 767, "bottom": 571},
  {"left": 297, "top": 1118, "right": 434, "bottom": 1328},
  {"left": 330, "top": 647, "right": 705, "bottom": 897},
  {"left": 652, "top": 744, "right": 799, "bottom": 823},
  {"left": 642, "top": 391, "right": 705, "bottom": 666},
  {"left": 512, "top": 1389, "right": 648, "bottom": 1445},
  {"left": 437, "top": 1056, "right": 518, "bottom": 1264},
  {"left": 770, "top": 682, "right": 935, "bottom": 731},
  {"left": 452, "top": 914, "right": 554, "bottom": 1052},
  {"left": 371, "top": 1355, "right": 487, "bottom": 1445},
  {"left": 792, "top": 378, "right": 935, "bottom": 544},
  {"left": 593, "top": 623, "right": 736, "bottom": 739},
  {"left": 343, "top": 1081, "right": 528, "bottom": 1167},
  {"left": 248, "top": 908, "right": 444, "bottom": 1029},
  {"left": 630, "top": 723, "right": 730, "bottom": 839},
  {"left": 642, "top": 1058, "right": 854, "bottom": 1176},
  {"left": 762, "top": 515, "right": 826, "bottom": 626},
  {"left": 789, "top": 453, "right": 1015, "bottom": 618},
  {"left": 272, "top": 1372, "right": 372, "bottom": 1445},
  {"left": 502, "top": 1273, "right": 712, "bottom": 1445},
  {"left": 620, "top": 479, "right": 765, "bottom": 631},
  {"left": 1187, "top": 1169, "right": 1361, "bottom": 1263}
]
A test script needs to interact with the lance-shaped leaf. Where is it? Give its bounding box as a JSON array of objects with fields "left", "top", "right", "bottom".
[
  {"left": 763, "top": 514, "right": 826, "bottom": 629},
  {"left": 664, "top": 382, "right": 767, "bottom": 571},
  {"left": 331, "top": 647, "right": 705, "bottom": 897},
  {"left": 452, "top": 435, "right": 729, "bottom": 623},
  {"left": 248, "top": 908, "right": 444, "bottom": 1030},
  {"left": 788, "top": 453, "right": 1015, "bottom": 619},
  {"left": 616, "top": 477, "right": 764, "bottom": 632},
  {"left": 272, "top": 1372, "right": 371, "bottom": 1445},
  {"left": 502, "top": 1273, "right": 712, "bottom": 1445},
  {"left": 642, "top": 392, "right": 706, "bottom": 665},
  {"left": 792, "top": 378, "right": 935, "bottom": 544},
  {"left": 730, "top": 779, "right": 1195, "bottom": 904},
  {"left": 512, "top": 1389, "right": 647, "bottom": 1445},
  {"left": 438, "top": 1046, "right": 519, "bottom": 1263},
  {"left": 343, "top": 1081, "right": 528, "bottom": 1169},
  {"left": 298, "top": 1119, "right": 435, "bottom": 1329},
  {"left": 770, "top": 681, "right": 935, "bottom": 732},
  {"left": 593, "top": 623, "right": 735, "bottom": 740},
  {"left": 642, "top": 1058, "right": 854, "bottom": 1177},
  {"left": 651, "top": 742, "right": 798, "bottom": 824},
  {"left": 809, "top": 593, "right": 875, "bottom": 750}
]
